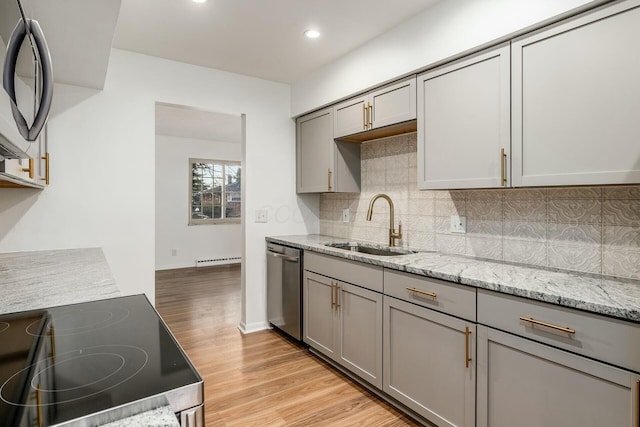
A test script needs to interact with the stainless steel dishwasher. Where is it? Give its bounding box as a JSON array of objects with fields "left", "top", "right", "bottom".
[{"left": 267, "top": 243, "right": 302, "bottom": 340}]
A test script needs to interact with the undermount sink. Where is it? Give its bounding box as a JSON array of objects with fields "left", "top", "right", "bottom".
[{"left": 324, "top": 242, "right": 416, "bottom": 256}]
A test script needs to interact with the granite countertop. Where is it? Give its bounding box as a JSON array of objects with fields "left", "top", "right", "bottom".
[
  {"left": 100, "top": 406, "right": 179, "bottom": 427},
  {"left": 267, "top": 234, "right": 640, "bottom": 323},
  {"left": 0, "top": 248, "right": 120, "bottom": 315}
]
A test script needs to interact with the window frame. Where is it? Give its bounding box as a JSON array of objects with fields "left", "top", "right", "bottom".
[{"left": 188, "top": 158, "right": 241, "bottom": 225}]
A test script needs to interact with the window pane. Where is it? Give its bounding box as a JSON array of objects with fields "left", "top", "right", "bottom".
[
  {"left": 192, "top": 205, "right": 207, "bottom": 219},
  {"left": 224, "top": 164, "right": 241, "bottom": 219},
  {"left": 212, "top": 190, "right": 222, "bottom": 219}
]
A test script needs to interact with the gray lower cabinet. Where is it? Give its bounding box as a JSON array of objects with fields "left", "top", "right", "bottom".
[
  {"left": 303, "top": 270, "right": 383, "bottom": 388},
  {"left": 477, "top": 325, "right": 640, "bottom": 427},
  {"left": 512, "top": 0, "right": 640, "bottom": 187},
  {"left": 383, "top": 296, "right": 476, "bottom": 427},
  {"left": 417, "top": 43, "right": 510, "bottom": 190}
]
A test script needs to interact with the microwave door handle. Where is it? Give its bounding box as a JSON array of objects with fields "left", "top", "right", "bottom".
[
  {"left": 27, "top": 19, "right": 52, "bottom": 141},
  {"left": 2, "top": 19, "right": 31, "bottom": 140}
]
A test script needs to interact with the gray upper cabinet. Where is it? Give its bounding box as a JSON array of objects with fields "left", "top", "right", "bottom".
[
  {"left": 512, "top": 0, "right": 640, "bottom": 187},
  {"left": 296, "top": 108, "right": 360, "bottom": 193},
  {"left": 417, "top": 43, "right": 510, "bottom": 190},
  {"left": 334, "top": 77, "right": 416, "bottom": 139}
]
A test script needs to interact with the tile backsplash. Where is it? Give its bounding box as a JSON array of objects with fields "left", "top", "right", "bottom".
[{"left": 319, "top": 133, "right": 640, "bottom": 280}]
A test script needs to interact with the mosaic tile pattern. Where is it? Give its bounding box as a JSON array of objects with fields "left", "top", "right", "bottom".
[{"left": 319, "top": 133, "right": 640, "bottom": 280}]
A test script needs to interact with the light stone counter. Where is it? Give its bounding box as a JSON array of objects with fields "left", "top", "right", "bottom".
[
  {"left": 0, "top": 248, "right": 120, "bottom": 315},
  {"left": 100, "top": 406, "right": 179, "bottom": 427},
  {"left": 267, "top": 234, "right": 640, "bottom": 323}
]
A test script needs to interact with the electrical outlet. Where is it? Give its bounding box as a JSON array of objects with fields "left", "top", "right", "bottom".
[
  {"left": 342, "top": 208, "right": 350, "bottom": 223},
  {"left": 450, "top": 215, "right": 466, "bottom": 234},
  {"left": 255, "top": 209, "right": 268, "bottom": 223}
]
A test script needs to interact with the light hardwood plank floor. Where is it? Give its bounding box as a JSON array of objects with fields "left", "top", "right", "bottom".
[{"left": 156, "top": 265, "right": 421, "bottom": 427}]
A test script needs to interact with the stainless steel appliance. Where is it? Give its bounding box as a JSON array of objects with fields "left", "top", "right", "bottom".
[
  {"left": 0, "top": 295, "right": 204, "bottom": 426},
  {"left": 267, "top": 243, "right": 302, "bottom": 340},
  {"left": 0, "top": 0, "right": 53, "bottom": 160}
]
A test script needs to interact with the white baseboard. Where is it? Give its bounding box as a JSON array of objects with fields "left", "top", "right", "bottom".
[{"left": 238, "top": 320, "right": 271, "bottom": 334}]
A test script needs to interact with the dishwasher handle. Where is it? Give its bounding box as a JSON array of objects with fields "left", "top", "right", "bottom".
[{"left": 267, "top": 250, "right": 299, "bottom": 263}]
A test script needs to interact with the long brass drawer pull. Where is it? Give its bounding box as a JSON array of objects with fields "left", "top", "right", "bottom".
[
  {"left": 519, "top": 317, "right": 576, "bottom": 335},
  {"left": 406, "top": 287, "right": 437, "bottom": 299}
]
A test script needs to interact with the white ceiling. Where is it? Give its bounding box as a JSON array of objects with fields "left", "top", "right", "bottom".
[
  {"left": 113, "top": 0, "right": 441, "bottom": 84},
  {"left": 155, "top": 103, "right": 242, "bottom": 143}
]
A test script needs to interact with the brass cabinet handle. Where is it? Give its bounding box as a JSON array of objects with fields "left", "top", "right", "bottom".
[
  {"left": 465, "top": 327, "right": 472, "bottom": 368},
  {"left": 40, "top": 152, "right": 49, "bottom": 185},
  {"left": 22, "top": 158, "right": 34, "bottom": 179},
  {"left": 500, "top": 148, "right": 507, "bottom": 186},
  {"left": 327, "top": 168, "right": 332, "bottom": 191},
  {"left": 368, "top": 103, "right": 373, "bottom": 129},
  {"left": 330, "top": 282, "right": 335, "bottom": 309},
  {"left": 406, "top": 287, "right": 437, "bottom": 299},
  {"left": 519, "top": 316, "right": 576, "bottom": 335},
  {"left": 362, "top": 104, "right": 367, "bottom": 130},
  {"left": 335, "top": 284, "right": 340, "bottom": 309},
  {"left": 36, "top": 385, "right": 42, "bottom": 427}
]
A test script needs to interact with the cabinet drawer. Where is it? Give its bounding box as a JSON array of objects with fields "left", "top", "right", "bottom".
[
  {"left": 384, "top": 270, "right": 476, "bottom": 321},
  {"left": 304, "top": 252, "right": 383, "bottom": 293},
  {"left": 478, "top": 289, "right": 640, "bottom": 373}
]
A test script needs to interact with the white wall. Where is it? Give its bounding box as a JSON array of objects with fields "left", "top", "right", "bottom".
[
  {"left": 155, "top": 134, "right": 242, "bottom": 270},
  {"left": 0, "top": 49, "right": 319, "bottom": 331},
  {"left": 291, "top": 0, "right": 604, "bottom": 116}
]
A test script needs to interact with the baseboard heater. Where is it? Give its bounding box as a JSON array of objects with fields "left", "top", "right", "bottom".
[{"left": 195, "top": 257, "right": 241, "bottom": 267}]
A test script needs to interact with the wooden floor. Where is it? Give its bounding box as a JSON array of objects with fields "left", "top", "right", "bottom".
[{"left": 155, "top": 265, "right": 421, "bottom": 426}]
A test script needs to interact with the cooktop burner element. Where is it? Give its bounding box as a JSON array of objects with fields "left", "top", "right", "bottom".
[
  {"left": 1, "top": 345, "right": 148, "bottom": 407},
  {"left": 25, "top": 307, "right": 130, "bottom": 337},
  {"left": 0, "top": 295, "right": 203, "bottom": 427}
]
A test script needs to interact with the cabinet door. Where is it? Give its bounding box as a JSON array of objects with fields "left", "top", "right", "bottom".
[
  {"left": 512, "top": 1, "right": 640, "bottom": 187},
  {"left": 337, "top": 282, "right": 382, "bottom": 388},
  {"left": 303, "top": 271, "right": 339, "bottom": 359},
  {"left": 296, "top": 108, "right": 334, "bottom": 193},
  {"left": 417, "top": 43, "right": 510, "bottom": 190},
  {"left": 370, "top": 77, "right": 416, "bottom": 130},
  {"left": 334, "top": 95, "right": 368, "bottom": 138},
  {"left": 383, "top": 296, "right": 475, "bottom": 427},
  {"left": 477, "top": 326, "right": 640, "bottom": 427}
]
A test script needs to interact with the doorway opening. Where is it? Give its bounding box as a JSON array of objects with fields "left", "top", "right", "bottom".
[{"left": 154, "top": 102, "right": 244, "bottom": 327}]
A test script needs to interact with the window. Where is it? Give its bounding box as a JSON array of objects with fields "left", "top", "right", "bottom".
[{"left": 189, "top": 158, "right": 241, "bottom": 224}]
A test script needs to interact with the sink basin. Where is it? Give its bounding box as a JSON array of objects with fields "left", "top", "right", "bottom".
[{"left": 325, "top": 242, "right": 416, "bottom": 256}]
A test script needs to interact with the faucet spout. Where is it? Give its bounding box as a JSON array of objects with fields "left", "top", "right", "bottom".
[{"left": 366, "top": 193, "right": 402, "bottom": 247}]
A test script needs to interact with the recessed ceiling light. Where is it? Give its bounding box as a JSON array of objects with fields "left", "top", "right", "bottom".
[
  {"left": 192, "top": 0, "right": 207, "bottom": 3},
  {"left": 304, "top": 30, "right": 320, "bottom": 39}
]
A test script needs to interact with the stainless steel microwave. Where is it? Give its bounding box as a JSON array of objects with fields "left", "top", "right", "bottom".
[{"left": 0, "top": 0, "right": 53, "bottom": 160}]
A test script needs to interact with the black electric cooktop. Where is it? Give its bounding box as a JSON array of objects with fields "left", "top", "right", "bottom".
[{"left": 0, "top": 295, "right": 202, "bottom": 426}]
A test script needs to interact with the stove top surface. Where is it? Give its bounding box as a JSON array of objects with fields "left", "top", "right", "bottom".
[{"left": 0, "top": 295, "right": 201, "bottom": 427}]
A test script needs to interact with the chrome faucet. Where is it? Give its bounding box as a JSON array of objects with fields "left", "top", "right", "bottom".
[{"left": 366, "top": 193, "right": 402, "bottom": 247}]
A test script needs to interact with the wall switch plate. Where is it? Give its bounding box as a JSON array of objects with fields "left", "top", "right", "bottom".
[
  {"left": 450, "top": 215, "right": 466, "bottom": 234},
  {"left": 255, "top": 209, "right": 268, "bottom": 223},
  {"left": 342, "top": 208, "right": 350, "bottom": 223}
]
